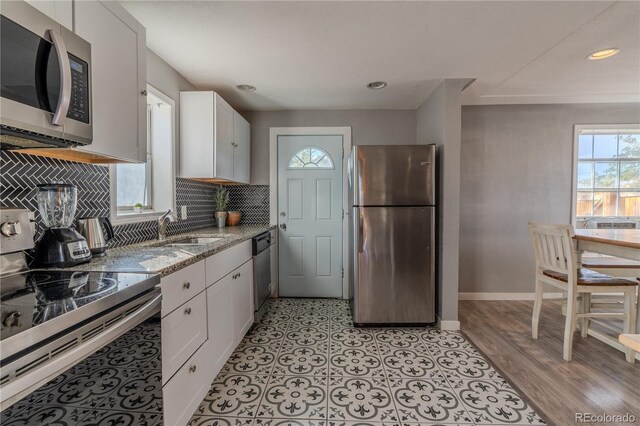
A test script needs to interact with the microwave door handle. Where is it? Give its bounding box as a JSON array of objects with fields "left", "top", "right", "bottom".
[{"left": 47, "top": 29, "right": 72, "bottom": 126}]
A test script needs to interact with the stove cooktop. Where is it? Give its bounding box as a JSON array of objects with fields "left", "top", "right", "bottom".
[{"left": 0, "top": 270, "right": 159, "bottom": 342}]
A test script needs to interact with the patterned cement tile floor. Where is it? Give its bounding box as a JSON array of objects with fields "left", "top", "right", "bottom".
[
  {"left": 190, "top": 299, "right": 546, "bottom": 426},
  {"left": 0, "top": 298, "right": 545, "bottom": 425},
  {"left": 0, "top": 318, "right": 163, "bottom": 426}
]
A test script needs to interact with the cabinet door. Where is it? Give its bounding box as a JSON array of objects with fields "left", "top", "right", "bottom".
[
  {"left": 26, "top": 0, "right": 72, "bottom": 29},
  {"left": 232, "top": 260, "right": 254, "bottom": 344},
  {"left": 207, "top": 274, "right": 235, "bottom": 377},
  {"left": 161, "top": 292, "right": 207, "bottom": 384},
  {"left": 214, "top": 95, "right": 234, "bottom": 180},
  {"left": 163, "top": 343, "right": 211, "bottom": 426},
  {"left": 74, "top": 1, "right": 146, "bottom": 162},
  {"left": 233, "top": 111, "right": 251, "bottom": 184}
]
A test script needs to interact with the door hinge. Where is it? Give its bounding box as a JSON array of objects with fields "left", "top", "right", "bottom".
[
  {"left": 341, "top": 267, "right": 344, "bottom": 278},
  {"left": 342, "top": 209, "right": 344, "bottom": 219}
]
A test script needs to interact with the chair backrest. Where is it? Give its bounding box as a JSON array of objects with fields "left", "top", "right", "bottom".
[{"left": 528, "top": 222, "right": 577, "bottom": 283}]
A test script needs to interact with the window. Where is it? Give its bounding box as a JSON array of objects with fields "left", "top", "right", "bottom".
[
  {"left": 111, "top": 86, "right": 175, "bottom": 223},
  {"left": 574, "top": 127, "right": 640, "bottom": 221},
  {"left": 288, "top": 147, "right": 334, "bottom": 169}
]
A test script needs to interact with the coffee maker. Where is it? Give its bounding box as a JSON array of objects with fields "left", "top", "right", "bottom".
[{"left": 32, "top": 184, "right": 92, "bottom": 267}]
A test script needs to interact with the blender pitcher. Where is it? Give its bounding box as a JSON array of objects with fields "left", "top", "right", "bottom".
[
  {"left": 36, "top": 184, "right": 78, "bottom": 228},
  {"left": 32, "top": 184, "right": 92, "bottom": 267}
]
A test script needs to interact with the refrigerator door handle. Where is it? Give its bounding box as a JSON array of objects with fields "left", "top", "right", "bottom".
[{"left": 357, "top": 209, "right": 364, "bottom": 253}]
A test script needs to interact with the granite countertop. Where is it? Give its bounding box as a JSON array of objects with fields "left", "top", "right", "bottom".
[{"left": 61, "top": 225, "right": 275, "bottom": 276}]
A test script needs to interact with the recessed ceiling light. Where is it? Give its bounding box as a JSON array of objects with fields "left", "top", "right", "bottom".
[
  {"left": 367, "top": 81, "right": 387, "bottom": 90},
  {"left": 236, "top": 84, "right": 256, "bottom": 92},
  {"left": 587, "top": 48, "right": 620, "bottom": 60}
]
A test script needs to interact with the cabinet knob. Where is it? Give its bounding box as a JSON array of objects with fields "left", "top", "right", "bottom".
[
  {"left": 237, "top": 272, "right": 241, "bottom": 277},
  {"left": 183, "top": 282, "right": 190, "bottom": 290},
  {"left": 184, "top": 307, "right": 192, "bottom": 315},
  {"left": 189, "top": 365, "right": 197, "bottom": 373}
]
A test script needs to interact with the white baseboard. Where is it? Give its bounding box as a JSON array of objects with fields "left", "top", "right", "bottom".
[
  {"left": 459, "top": 292, "right": 564, "bottom": 301},
  {"left": 437, "top": 317, "right": 461, "bottom": 331}
]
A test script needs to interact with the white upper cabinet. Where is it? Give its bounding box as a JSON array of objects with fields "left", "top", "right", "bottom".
[
  {"left": 25, "top": 0, "right": 72, "bottom": 29},
  {"left": 215, "top": 95, "right": 234, "bottom": 181},
  {"left": 74, "top": 1, "right": 147, "bottom": 163},
  {"left": 180, "top": 91, "right": 251, "bottom": 184},
  {"left": 233, "top": 111, "right": 251, "bottom": 184}
]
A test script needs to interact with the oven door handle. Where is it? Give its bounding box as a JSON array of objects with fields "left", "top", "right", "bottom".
[
  {"left": 47, "top": 29, "right": 72, "bottom": 126},
  {"left": 0, "top": 290, "right": 161, "bottom": 409}
]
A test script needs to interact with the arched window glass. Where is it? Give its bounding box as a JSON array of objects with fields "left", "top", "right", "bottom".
[{"left": 288, "top": 147, "right": 334, "bottom": 169}]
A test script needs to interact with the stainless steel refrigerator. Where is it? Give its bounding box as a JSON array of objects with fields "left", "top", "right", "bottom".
[{"left": 348, "top": 144, "right": 436, "bottom": 325}]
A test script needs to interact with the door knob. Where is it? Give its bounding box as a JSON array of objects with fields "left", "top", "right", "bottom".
[{"left": 280, "top": 223, "right": 286, "bottom": 231}]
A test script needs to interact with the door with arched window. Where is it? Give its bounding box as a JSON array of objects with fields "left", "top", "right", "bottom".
[{"left": 277, "top": 135, "right": 343, "bottom": 298}]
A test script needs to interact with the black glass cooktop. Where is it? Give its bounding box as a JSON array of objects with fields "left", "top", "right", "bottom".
[{"left": 0, "top": 270, "right": 158, "bottom": 342}]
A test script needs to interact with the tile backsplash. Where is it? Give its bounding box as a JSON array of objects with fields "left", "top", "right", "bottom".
[{"left": 0, "top": 151, "right": 269, "bottom": 248}]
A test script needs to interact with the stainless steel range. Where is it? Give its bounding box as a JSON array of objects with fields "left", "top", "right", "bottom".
[{"left": 0, "top": 208, "right": 161, "bottom": 410}]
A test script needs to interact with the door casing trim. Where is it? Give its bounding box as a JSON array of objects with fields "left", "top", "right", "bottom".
[{"left": 269, "top": 127, "right": 352, "bottom": 300}]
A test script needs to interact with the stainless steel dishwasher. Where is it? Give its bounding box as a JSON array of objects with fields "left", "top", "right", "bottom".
[{"left": 252, "top": 231, "right": 271, "bottom": 322}]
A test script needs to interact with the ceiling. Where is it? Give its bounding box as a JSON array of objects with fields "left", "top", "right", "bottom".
[{"left": 120, "top": 1, "right": 640, "bottom": 110}]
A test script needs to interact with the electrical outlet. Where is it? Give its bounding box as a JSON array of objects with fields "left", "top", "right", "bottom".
[{"left": 181, "top": 205, "right": 188, "bottom": 220}]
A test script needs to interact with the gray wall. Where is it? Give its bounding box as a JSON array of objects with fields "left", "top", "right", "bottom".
[
  {"left": 417, "top": 79, "right": 467, "bottom": 325},
  {"left": 459, "top": 103, "right": 640, "bottom": 294},
  {"left": 241, "top": 109, "right": 417, "bottom": 185},
  {"left": 146, "top": 49, "right": 196, "bottom": 171}
]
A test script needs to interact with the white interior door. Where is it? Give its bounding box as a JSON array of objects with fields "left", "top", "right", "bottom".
[{"left": 278, "top": 135, "right": 343, "bottom": 298}]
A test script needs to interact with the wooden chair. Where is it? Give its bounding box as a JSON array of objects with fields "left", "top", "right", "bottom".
[{"left": 528, "top": 222, "right": 638, "bottom": 362}]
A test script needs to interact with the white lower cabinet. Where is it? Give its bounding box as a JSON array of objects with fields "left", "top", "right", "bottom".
[
  {"left": 162, "top": 343, "right": 212, "bottom": 426},
  {"left": 206, "top": 273, "right": 235, "bottom": 376},
  {"left": 232, "top": 260, "right": 254, "bottom": 344},
  {"left": 161, "top": 292, "right": 207, "bottom": 384},
  {"left": 162, "top": 239, "right": 258, "bottom": 426}
]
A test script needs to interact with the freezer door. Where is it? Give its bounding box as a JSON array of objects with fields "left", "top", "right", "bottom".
[
  {"left": 352, "top": 206, "right": 435, "bottom": 324},
  {"left": 351, "top": 145, "right": 435, "bottom": 206}
]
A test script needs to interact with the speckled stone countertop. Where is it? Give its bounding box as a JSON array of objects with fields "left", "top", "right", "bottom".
[{"left": 61, "top": 225, "right": 275, "bottom": 276}]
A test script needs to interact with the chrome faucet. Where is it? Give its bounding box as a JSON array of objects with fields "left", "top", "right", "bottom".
[{"left": 158, "top": 209, "right": 176, "bottom": 240}]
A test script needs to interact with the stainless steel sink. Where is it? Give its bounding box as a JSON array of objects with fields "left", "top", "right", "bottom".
[{"left": 164, "top": 237, "right": 223, "bottom": 246}]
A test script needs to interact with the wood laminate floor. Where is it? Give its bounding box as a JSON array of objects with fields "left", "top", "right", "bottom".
[{"left": 459, "top": 300, "right": 640, "bottom": 426}]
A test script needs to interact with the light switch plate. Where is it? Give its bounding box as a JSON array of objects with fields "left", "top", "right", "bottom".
[{"left": 181, "top": 205, "right": 188, "bottom": 220}]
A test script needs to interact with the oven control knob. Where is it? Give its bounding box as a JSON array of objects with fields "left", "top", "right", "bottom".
[
  {"left": 3, "top": 311, "right": 21, "bottom": 327},
  {"left": 0, "top": 221, "right": 21, "bottom": 237}
]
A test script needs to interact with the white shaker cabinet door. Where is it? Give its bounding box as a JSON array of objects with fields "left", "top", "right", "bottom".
[
  {"left": 25, "top": 0, "right": 72, "bottom": 29},
  {"left": 233, "top": 111, "right": 251, "bottom": 184},
  {"left": 206, "top": 273, "right": 236, "bottom": 377},
  {"left": 74, "top": 0, "right": 146, "bottom": 162},
  {"left": 214, "top": 94, "right": 234, "bottom": 180},
  {"left": 232, "top": 260, "right": 254, "bottom": 345}
]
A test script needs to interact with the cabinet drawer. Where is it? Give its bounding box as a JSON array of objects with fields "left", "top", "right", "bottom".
[
  {"left": 205, "top": 240, "right": 251, "bottom": 286},
  {"left": 162, "top": 291, "right": 207, "bottom": 383},
  {"left": 163, "top": 343, "right": 211, "bottom": 426},
  {"left": 160, "top": 260, "right": 205, "bottom": 316}
]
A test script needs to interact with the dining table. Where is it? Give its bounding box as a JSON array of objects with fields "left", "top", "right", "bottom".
[{"left": 574, "top": 229, "right": 640, "bottom": 358}]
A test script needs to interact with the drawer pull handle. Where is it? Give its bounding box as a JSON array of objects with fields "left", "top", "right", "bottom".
[
  {"left": 189, "top": 365, "right": 197, "bottom": 373},
  {"left": 183, "top": 282, "right": 191, "bottom": 290},
  {"left": 184, "top": 307, "right": 192, "bottom": 315}
]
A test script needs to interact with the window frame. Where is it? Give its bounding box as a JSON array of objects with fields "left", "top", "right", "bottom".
[
  {"left": 287, "top": 146, "right": 335, "bottom": 169},
  {"left": 110, "top": 84, "right": 176, "bottom": 225},
  {"left": 571, "top": 124, "right": 640, "bottom": 226}
]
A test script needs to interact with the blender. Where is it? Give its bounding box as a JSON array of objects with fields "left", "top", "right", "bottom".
[{"left": 32, "top": 184, "right": 92, "bottom": 267}]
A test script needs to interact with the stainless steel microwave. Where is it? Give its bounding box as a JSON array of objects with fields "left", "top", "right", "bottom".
[{"left": 0, "top": 1, "right": 92, "bottom": 149}]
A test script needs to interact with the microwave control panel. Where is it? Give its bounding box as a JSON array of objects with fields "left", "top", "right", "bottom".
[{"left": 67, "top": 54, "right": 90, "bottom": 124}]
